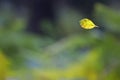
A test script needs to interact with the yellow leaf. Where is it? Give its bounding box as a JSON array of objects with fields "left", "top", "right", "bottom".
[{"left": 79, "top": 18, "right": 98, "bottom": 29}]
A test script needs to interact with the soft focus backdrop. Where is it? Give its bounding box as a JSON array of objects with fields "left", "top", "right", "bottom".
[{"left": 0, "top": 0, "right": 120, "bottom": 80}]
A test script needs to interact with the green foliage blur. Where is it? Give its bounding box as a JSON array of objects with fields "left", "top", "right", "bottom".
[{"left": 0, "top": 3, "right": 120, "bottom": 80}]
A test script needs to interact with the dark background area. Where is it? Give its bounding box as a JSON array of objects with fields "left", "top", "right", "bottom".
[{"left": 0, "top": 0, "right": 111, "bottom": 34}]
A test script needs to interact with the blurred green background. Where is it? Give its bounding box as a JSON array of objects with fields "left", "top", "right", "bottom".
[{"left": 0, "top": 0, "right": 120, "bottom": 80}]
